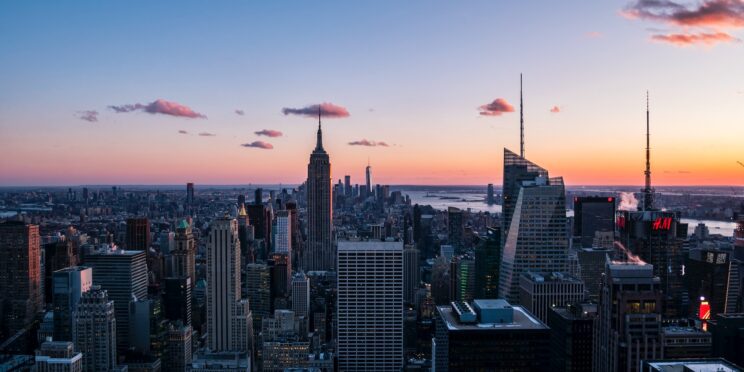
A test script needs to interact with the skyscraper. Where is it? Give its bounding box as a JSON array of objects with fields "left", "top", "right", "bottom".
[
  {"left": 337, "top": 241, "right": 403, "bottom": 371},
  {"left": 291, "top": 272, "right": 310, "bottom": 319},
  {"left": 43, "top": 240, "right": 77, "bottom": 304},
  {"left": 73, "top": 286, "right": 117, "bottom": 372},
  {"left": 164, "top": 322, "right": 192, "bottom": 372},
  {"left": 34, "top": 341, "right": 83, "bottom": 372},
  {"left": 686, "top": 248, "right": 731, "bottom": 318},
  {"left": 573, "top": 196, "right": 616, "bottom": 248},
  {"left": 548, "top": 303, "right": 597, "bottom": 372},
  {"left": 474, "top": 226, "right": 501, "bottom": 299},
  {"left": 0, "top": 221, "right": 42, "bottom": 341},
  {"left": 274, "top": 210, "right": 291, "bottom": 254},
  {"left": 305, "top": 114, "right": 333, "bottom": 271},
  {"left": 244, "top": 263, "right": 271, "bottom": 338},
  {"left": 365, "top": 161, "right": 372, "bottom": 197},
  {"left": 85, "top": 248, "right": 148, "bottom": 352},
  {"left": 52, "top": 266, "right": 92, "bottom": 341},
  {"left": 498, "top": 150, "right": 568, "bottom": 303},
  {"left": 186, "top": 182, "right": 195, "bottom": 206},
  {"left": 164, "top": 276, "right": 192, "bottom": 326},
  {"left": 486, "top": 183, "right": 495, "bottom": 205},
  {"left": 168, "top": 219, "right": 195, "bottom": 286},
  {"left": 206, "top": 217, "right": 253, "bottom": 353},
  {"left": 518, "top": 272, "right": 585, "bottom": 323},
  {"left": 344, "top": 175, "right": 352, "bottom": 197},
  {"left": 125, "top": 218, "right": 150, "bottom": 250},
  {"left": 447, "top": 207, "right": 464, "bottom": 252},
  {"left": 594, "top": 261, "right": 662, "bottom": 372},
  {"left": 403, "top": 245, "right": 420, "bottom": 305}
]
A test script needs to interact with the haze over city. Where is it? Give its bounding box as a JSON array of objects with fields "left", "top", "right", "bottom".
[{"left": 2, "top": 1, "right": 743, "bottom": 186}]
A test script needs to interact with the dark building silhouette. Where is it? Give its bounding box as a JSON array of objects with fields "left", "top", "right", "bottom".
[
  {"left": 573, "top": 196, "right": 616, "bottom": 248},
  {"left": 126, "top": 218, "right": 151, "bottom": 250},
  {"left": 708, "top": 313, "right": 744, "bottom": 368},
  {"left": 0, "top": 221, "right": 42, "bottom": 343},
  {"left": 305, "top": 115, "right": 333, "bottom": 271},
  {"left": 447, "top": 207, "right": 464, "bottom": 252},
  {"left": 434, "top": 299, "right": 550, "bottom": 371},
  {"left": 164, "top": 277, "right": 192, "bottom": 326},
  {"left": 549, "top": 303, "right": 596, "bottom": 372},
  {"left": 186, "top": 182, "right": 194, "bottom": 206},
  {"left": 43, "top": 240, "right": 78, "bottom": 304},
  {"left": 686, "top": 248, "right": 731, "bottom": 319},
  {"left": 475, "top": 227, "right": 501, "bottom": 299}
]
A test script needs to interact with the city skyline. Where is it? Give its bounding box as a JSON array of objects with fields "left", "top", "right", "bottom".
[{"left": 2, "top": 1, "right": 744, "bottom": 186}]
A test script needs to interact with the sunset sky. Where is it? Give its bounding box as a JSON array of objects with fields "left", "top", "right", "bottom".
[{"left": 1, "top": 1, "right": 743, "bottom": 186}]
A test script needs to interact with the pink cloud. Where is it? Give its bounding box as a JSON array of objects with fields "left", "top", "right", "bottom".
[
  {"left": 550, "top": 106, "right": 561, "bottom": 113},
  {"left": 198, "top": 132, "right": 216, "bottom": 137},
  {"left": 624, "top": 0, "right": 744, "bottom": 28},
  {"left": 282, "top": 102, "right": 350, "bottom": 118},
  {"left": 178, "top": 130, "right": 188, "bottom": 134},
  {"left": 109, "top": 99, "right": 206, "bottom": 118},
  {"left": 255, "top": 129, "right": 283, "bottom": 137},
  {"left": 478, "top": 98, "right": 515, "bottom": 116},
  {"left": 348, "top": 139, "right": 389, "bottom": 147},
  {"left": 241, "top": 141, "right": 273, "bottom": 149},
  {"left": 77, "top": 110, "right": 99, "bottom": 122},
  {"left": 651, "top": 31, "right": 739, "bottom": 44}
]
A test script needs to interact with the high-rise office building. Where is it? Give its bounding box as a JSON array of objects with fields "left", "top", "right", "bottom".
[
  {"left": 73, "top": 286, "right": 117, "bottom": 372},
  {"left": 403, "top": 245, "right": 420, "bottom": 305},
  {"left": 499, "top": 150, "right": 568, "bottom": 303},
  {"left": 52, "top": 266, "right": 92, "bottom": 341},
  {"left": 247, "top": 204, "right": 271, "bottom": 259},
  {"left": 125, "top": 218, "right": 150, "bottom": 250},
  {"left": 206, "top": 217, "right": 253, "bottom": 353},
  {"left": 548, "top": 303, "right": 597, "bottom": 372},
  {"left": 474, "top": 226, "right": 501, "bottom": 299},
  {"left": 659, "top": 326, "right": 712, "bottom": 360},
  {"left": 168, "top": 219, "right": 196, "bottom": 286},
  {"left": 594, "top": 261, "right": 662, "bottom": 372},
  {"left": 519, "top": 272, "right": 585, "bottom": 324},
  {"left": 245, "top": 263, "right": 271, "bottom": 339},
  {"left": 34, "top": 341, "right": 83, "bottom": 372},
  {"left": 577, "top": 247, "right": 613, "bottom": 301},
  {"left": 270, "top": 252, "right": 291, "bottom": 299},
  {"left": 447, "top": 207, "right": 464, "bottom": 251},
  {"left": 708, "top": 313, "right": 744, "bottom": 368},
  {"left": 433, "top": 299, "right": 550, "bottom": 371},
  {"left": 337, "top": 241, "right": 403, "bottom": 371},
  {"left": 85, "top": 248, "right": 147, "bottom": 352},
  {"left": 164, "top": 276, "right": 192, "bottom": 326},
  {"left": 451, "top": 257, "right": 475, "bottom": 302},
  {"left": 164, "top": 322, "right": 192, "bottom": 372},
  {"left": 573, "top": 196, "right": 616, "bottom": 248},
  {"left": 486, "top": 183, "right": 495, "bottom": 205},
  {"left": 186, "top": 182, "right": 195, "bottom": 206},
  {"left": 43, "top": 240, "right": 77, "bottom": 304},
  {"left": 686, "top": 248, "right": 731, "bottom": 319},
  {"left": 305, "top": 117, "right": 333, "bottom": 272},
  {"left": 274, "top": 210, "right": 292, "bottom": 257},
  {"left": 365, "top": 163, "right": 372, "bottom": 197},
  {"left": 291, "top": 272, "right": 310, "bottom": 319},
  {"left": 0, "top": 221, "right": 42, "bottom": 341}
]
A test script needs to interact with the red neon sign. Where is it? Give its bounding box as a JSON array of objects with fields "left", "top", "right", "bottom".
[
  {"left": 652, "top": 217, "right": 672, "bottom": 230},
  {"left": 699, "top": 301, "right": 711, "bottom": 320},
  {"left": 617, "top": 215, "right": 626, "bottom": 229}
]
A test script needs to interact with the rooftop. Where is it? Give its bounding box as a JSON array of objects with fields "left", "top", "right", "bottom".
[
  {"left": 338, "top": 240, "right": 403, "bottom": 252},
  {"left": 437, "top": 300, "right": 547, "bottom": 332},
  {"left": 644, "top": 359, "right": 740, "bottom": 372}
]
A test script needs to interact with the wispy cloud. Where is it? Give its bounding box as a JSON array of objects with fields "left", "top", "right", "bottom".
[
  {"left": 623, "top": 0, "right": 744, "bottom": 45},
  {"left": 586, "top": 31, "right": 603, "bottom": 38},
  {"left": 235, "top": 109, "right": 245, "bottom": 116},
  {"left": 651, "top": 31, "right": 739, "bottom": 44},
  {"left": 348, "top": 139, "right": 389, "bottom": 147},
  {"left": 550, "top": 106, "right": 561, "bottom": 113},
  {"left": 478, "top": 98, "right": 515, "bottom": 116},
  {"left": 77, "top": 110, "right": 99, "bottom": 122},
  {"left": 282, "top": 102, "right": 350, "bottom": 118},
  {"left": 255, "top": 129, "right": 283, "bottom": 137},
  {"left": 108, "top": 99, "right": 206, "bottom": 118},
  {"left": 241, "top": 141, "right": 273, "bottom": 149},
  {"left": 178, "top": 130, "right": 188, "bottom": 134},
  {"left": 198, "top": 132, "right": 216, "bottom": 137}
]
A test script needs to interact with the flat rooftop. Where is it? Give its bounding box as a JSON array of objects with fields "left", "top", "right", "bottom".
[
  {"left": 437, "top": 304, "right": 547, "bottom": 331},
  {"left": 338, "top": 240, "right": 403, "bottom": 252},
  {"left": 644, "top": 359, "right": 740, "bottom": 372}
]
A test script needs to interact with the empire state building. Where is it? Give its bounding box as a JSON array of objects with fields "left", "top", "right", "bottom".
[{"left": 305, "top": 113, "right": 334, "bottom": 271}]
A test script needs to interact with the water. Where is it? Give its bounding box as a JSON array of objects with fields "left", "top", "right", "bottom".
[{"left": 402, "top": 189, "right": 738, "bottom": 237}]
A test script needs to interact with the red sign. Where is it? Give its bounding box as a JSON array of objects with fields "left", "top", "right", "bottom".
[
  {"left": 617, "top": 215, "right": 626, "bottom": 229},
  {"left": 652, "top": 217, "right": 672, "bottom": 230},
  {"left": 699, "top": 301, "right": 711, "bottom": 320}
]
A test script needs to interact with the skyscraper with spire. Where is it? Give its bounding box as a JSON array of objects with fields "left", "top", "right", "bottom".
[
  {"left": 366, "top": 160, "right": 372, "bottom": 197},
  {"left": 305, "top": 109, "right": 334, "bottom": 271}
]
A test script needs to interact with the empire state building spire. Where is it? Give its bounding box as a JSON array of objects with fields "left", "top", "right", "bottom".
[{"left": 315, "top": 106, "right": 324, "bottom": 152}]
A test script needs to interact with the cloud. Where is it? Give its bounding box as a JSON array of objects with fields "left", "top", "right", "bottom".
[
  {"left": 282, "top": 102, "right": 350, "bottom": 118},
  {"left": 235, "top": 109, "right": 245, "bottom": 116},
  {"left": 618, "top": 192, "right": 639, "bottom": 211},
  {"left": 255, "top": 129, "right": 283, "bottom": 137},
  {"left": 108, "top": 99, "right": 206, "bottom": 118},
  {"left": 678, "top": 170, "right": 692, "bottom": 174},
  {"left": 624, "top": 0, "right": 744, "bottom": 28},
  {"left": 241, "top": 141, "right": 273, "bottom": 149},
  {"left": 348, "top": 139, "right": 389, "bottom": 147},
  {"left": 478, "top": 98, "right": 515, "bottom": 116},
  {"left": 550, "top": 106, "right": 561, "bottom": 113},
  {"left": 77, "top": 110, "right": 99, "bottom": 122},
  {"left": 651, "top": 31, "right": 739, "bottom": 44},
  {"left": 178, "top": 130, "right": 188, "bottom": 134},
  {"left": 198, "top": 132, "right": 216, "bottom": 137},
  {"left": 586, "top": 31, "right": 603, "bottom": 38}
]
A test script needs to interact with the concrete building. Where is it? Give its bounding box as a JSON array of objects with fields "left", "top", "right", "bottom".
[
  {"left": 403, "top": 245, "right": 420, "bottom": 305},
  {"left": 291, "top": 273, "right": 310, "bottom": 319},
  {"left": 73, "top": 286, "right": 117, "bottom": 372},
  {"left": 163, "top": 322, "right": 192, "bottom": 372},
  {"left": 190, "top": 351, "right": 250, "bottom": 372},
  {"left": 548, "top": 303, "right": 597, "bottom": 372},
  {"left": 519, "top": 272, "right": 585, "bottom": 323},
  {"left": 167, "top": 220, "right": 195, "bottom": 286},
  {"left": 337, "top": 241, "right": 403, "bottom": 371},
  {"left": 34, "top": 341, "right": 83, "bottom": 372}
]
